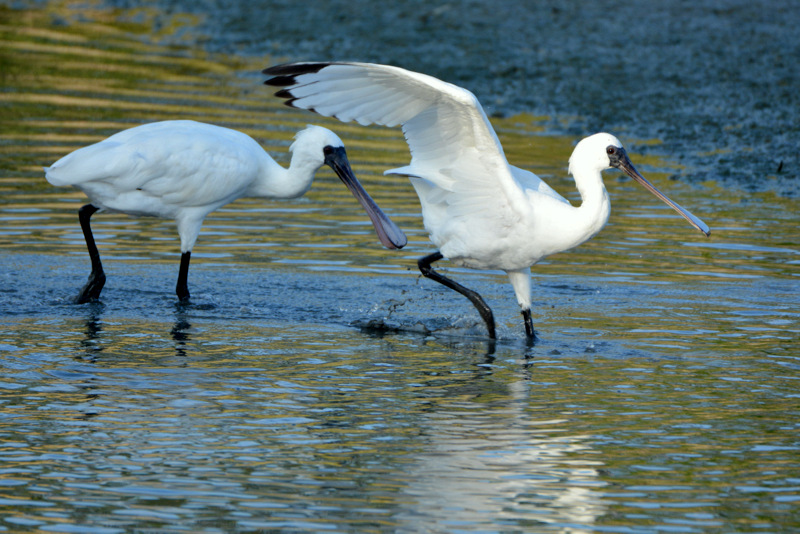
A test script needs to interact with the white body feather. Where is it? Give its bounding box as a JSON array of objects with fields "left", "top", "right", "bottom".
[
  {"left": 45, "top": 120, "right": 339, "bottom": 252},
  {"left": 267, "top": 63, "right": 618, "bottom": 311}
]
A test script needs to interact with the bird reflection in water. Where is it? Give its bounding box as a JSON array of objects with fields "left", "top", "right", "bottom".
[
  {"left": 171, "top": 310, "right": 193, "bottom": 358},
  {"left": 77, "top": 302, "right": 105, "bottom": 363}
]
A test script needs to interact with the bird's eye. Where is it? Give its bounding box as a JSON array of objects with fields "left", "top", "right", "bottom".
[
  {"left": 323, "top": 146, "right": 334, "bottom": 155},
  {"left": 606, "top": 146, "right": 616, "bottom": 155}
]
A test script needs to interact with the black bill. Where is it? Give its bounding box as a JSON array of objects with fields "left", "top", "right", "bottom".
[
  {"left": 615, "top": 150, "right": 711, "bottom": 236},
  {"left": 325, "top": 146, "right": 408, "bottom": 249}
]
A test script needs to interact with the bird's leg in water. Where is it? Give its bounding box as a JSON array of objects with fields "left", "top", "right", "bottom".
[
  {"left": 76, "top": 204, "right": 106, "bottom": 303},
  {"left": 418, "top": 251, "right": 497, "bottom": 339},
  {"left": 521, "top": 308, "right": 537, "bottom": 342},
  {"left": 176, "top": 251, "right": 191, "bottom": 303}
]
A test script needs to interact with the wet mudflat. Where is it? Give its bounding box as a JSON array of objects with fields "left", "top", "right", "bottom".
[{"left": 0, "top": 2, "right": 798, "bottom": 532}]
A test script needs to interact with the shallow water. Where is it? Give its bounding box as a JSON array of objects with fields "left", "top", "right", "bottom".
[{"left": 1, "top": 2, "right": 799, "bottom": 533}]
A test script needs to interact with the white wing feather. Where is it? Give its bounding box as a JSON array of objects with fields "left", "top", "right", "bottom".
[{"left": 268, "top": 62, "right": 532, "bottom": 222}]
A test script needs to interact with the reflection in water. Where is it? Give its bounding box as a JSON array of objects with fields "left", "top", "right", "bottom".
[
  {"left": 398, "top": 380, "right": 605, "bottom": 532},
  {"left": 171, "top": 309, "right": 192, "bottom": 357},
  {"left": 0, "top": 301, "right": 797, "bottom": 531},
  {"left": 77, "top": 302, "right": 104, "bottom": 362}
]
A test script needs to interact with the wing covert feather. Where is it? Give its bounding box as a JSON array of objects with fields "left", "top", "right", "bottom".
[{"left": 265, "top": 61, "right": 531, "bottom": 218}]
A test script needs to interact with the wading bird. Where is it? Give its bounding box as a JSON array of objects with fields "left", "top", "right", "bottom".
[
  {"left": 45, "top": 120, "right": 406, "bottom": 304},
  {"left": 263, "top": 62, "right": 710, "bottom": 341}
]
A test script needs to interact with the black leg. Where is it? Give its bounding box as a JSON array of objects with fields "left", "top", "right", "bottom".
[
  {"left": 75, "top": 204, "right": 106, "bottom": 304},
  {"left": 418, "top": 251, "right": 496, "bottom": 339},
  {"left": 522, "top": 308, "right": 537, "bottom": 343},
  {"left": 176, "top": 251, "right": 191, "bottom": 302}
]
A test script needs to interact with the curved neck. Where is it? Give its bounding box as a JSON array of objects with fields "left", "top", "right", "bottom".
[
  {"left": 248, "top": 150, "right": 319, "bottom": 199},
  {"left": 546, "top": 170, "right": 610, "bottom": 252},
  {"left": 573, "top": 169, "right": 611, "bottom": 244},
  {"left": 577, "top": 178, "right": 610, "bottom": 239}
]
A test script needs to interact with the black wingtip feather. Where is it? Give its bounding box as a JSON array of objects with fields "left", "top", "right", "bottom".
[
  {"left": 274, "top": 88, "right": 295, "bottom": 99},
  {"left": 264, "top": 75, "right": 297, "bottom": 87},
  {"left": 262, "top": 62, "right": 331, "bottom": 78},
  {"left": 262, "top": 62, "right": 340, "bottom": 110}
]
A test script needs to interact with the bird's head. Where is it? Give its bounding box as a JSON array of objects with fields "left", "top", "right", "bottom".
[
  {"left": 289, "top": 125, "right": 407, "bottom": 250},
  {"left": 568, "top": 132, "right": 625, "bottom": 176},
  {"left": 290, "top": 125, "right": 346, "bottom": 168},
  {"left": 569, "top": 132, "right": 710, "bottom": 237}
]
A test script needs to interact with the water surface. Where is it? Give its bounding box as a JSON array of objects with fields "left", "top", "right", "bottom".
[{"left": 0, "top": 3, "right": 798, "bottom": 533}]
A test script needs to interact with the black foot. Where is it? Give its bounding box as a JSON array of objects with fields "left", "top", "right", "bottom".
[{"left": 75, "top": 271, "right": 106, "bottom": 304}]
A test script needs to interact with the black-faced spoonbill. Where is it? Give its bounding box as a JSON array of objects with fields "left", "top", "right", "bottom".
[
  {"left": 45, "top": 120, "right": 407, "bottom": 304},
  {"left": 263, "top": 62, "right": 710, "bottom": 341}
]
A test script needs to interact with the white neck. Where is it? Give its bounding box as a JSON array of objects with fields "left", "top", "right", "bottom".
[
  {"left": 577, "top": 170, "right": 611, "bottom": 236},
  {"left": 556, "top": 167, "right": 611, "bottom": 251},
  {"left": 248, "top": 150, "right": 320, "bottom": 199}
]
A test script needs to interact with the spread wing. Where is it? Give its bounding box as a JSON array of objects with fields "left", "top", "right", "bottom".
[{"left": 264, "top": 62, "right": 532, "bottom": 220}]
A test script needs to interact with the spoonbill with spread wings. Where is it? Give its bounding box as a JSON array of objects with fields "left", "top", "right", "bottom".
[{"left": 263, "top": 62, "right": 710, "bottom": 340}]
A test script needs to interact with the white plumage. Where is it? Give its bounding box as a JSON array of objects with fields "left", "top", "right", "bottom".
[
  {"left": 264, "top": 62, "right": 709, "bottom": 340},
  {"left": 46, "top": 120, "right": 406, "bottom": 303}
]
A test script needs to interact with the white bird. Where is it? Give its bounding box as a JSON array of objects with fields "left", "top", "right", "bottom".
[
  {"left": 263, "top": 62, "right": 710, "bottom": 341},
  {"left": 45, "top": 120, "right": 407, "bottom": 304}
]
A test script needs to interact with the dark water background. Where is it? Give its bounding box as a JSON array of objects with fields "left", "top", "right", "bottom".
[
  {"left": 101, "top": 0, "right": 800, "bottom": 196},
  {"left": 0, "top": 1, "right": 798, "bottom": 532}
]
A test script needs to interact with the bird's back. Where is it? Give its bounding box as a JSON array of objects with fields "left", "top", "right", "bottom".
[{"left": 45, "top": 121, "right": 268, "bottom": 217}]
